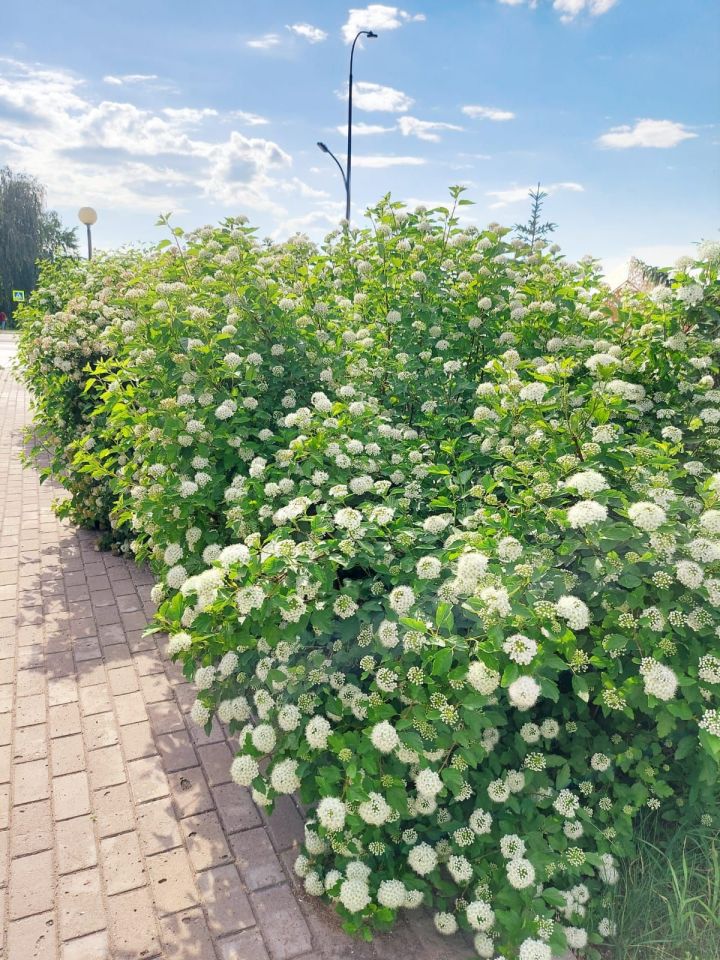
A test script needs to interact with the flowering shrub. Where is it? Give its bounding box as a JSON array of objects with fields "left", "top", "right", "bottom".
[{"left": 17, "top": 195, "right": 720, "bottom": 959}]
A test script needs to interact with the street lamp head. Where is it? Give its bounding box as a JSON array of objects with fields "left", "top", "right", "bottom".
[
  {"left": 317, "top": 141, "right": 330, "bottom": 154},
  {"left": 365, "top": 31, "right": 378, "bottom": 38},
  {"left": 78, "top": 206, "right": 97, "bottom": 226}
]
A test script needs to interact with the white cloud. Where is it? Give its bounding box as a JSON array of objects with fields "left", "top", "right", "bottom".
[
  {"left": 0, "top": 56, "right": 301, "bottom": 217},
  {"left": 497, "top": 0, "right": 618, "bottom": 20},
  {"left": 554, "top": 0, "right": 618, "bottom": 20},
  {"left": 462, "top": 104, "right": 515, "bottom": 122},
  {"left": 228, "top": 110, "right": 270, "bottom": 126},
  {"left": 353, "top": 155, "right": 426, "bottom": 167},
  {"left": 286, "top": 23, "right": 328, "bottom": 43},
  {"left": 341, "top": 81, "right": 414, "bottom": 112},
  {"left": 272, "top": 203, "right": 345, "bottom": 239},
  {"left": 342, "top": 4, "right": 425, "bottom": 43},
  {"left": 246, "top": 33, "right": 282, "bottom": 50},
  {"left": 487, "top": 181, "right": 584, "bottom": 208},
  {"left": 103, "top": 74, "right": 159, "bottom": 86},
  {"left": 397, "top": 116, "right": 462, "bottom": 142},
  {"left": 335, "top": 121, "right": 394, "bottom": 135},
  {"left": 597, "top": 118, "right": 697, "bottom": 149}
]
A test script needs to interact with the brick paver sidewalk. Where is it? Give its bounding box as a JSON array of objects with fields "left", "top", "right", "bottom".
[{"left": 0, "top": 361, "right": 478, "bottom": 960}]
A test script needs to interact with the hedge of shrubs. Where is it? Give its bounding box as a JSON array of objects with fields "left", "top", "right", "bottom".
[{"left": 17, "top": 194, "right": 720, "bottom": 960}]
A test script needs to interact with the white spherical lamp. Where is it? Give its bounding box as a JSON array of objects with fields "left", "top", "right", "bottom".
[{"left": 78, "top": 206, "right": 98, "bottom": 226}]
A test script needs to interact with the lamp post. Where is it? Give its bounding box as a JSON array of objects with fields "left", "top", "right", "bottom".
[
  {"left": 78, "top": 207, "right": 97, "bottom": 260},
  {"left": 317, "top": 29, "right": 377, "bottom": 225},
  {"left": 316, "top": 141, "right": 347, "bottom": 198}
]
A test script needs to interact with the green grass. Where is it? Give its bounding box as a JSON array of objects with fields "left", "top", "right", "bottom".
[{"left": 601, "top": 811, "right": 720, "bottom": 960}]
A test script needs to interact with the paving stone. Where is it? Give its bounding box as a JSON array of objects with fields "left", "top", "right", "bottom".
[
  {"left": 94, "top": 605, "right": 121, "bottom": 627},
  {"left": 136, "top": 797, "right": 183, "bottom": 855},
  {"left": 116, "top": 593, "right": 142, "bottom": 614},
  {"left": 169, "top": 768, "right": 214, "bottom": 818},
  {"left": 87, "top": 575, "right": 111, "bottom": 593},
  {"left": 91, "top": 588, "right": 116, "bottom": 608},
  {"left": 172, "top": 683, "right": 196, "bottom": 714},
  {"left": 0, "top": 827, "right": 7, "bottom": 885},
  {"left": 127, "top": 629, "right": 156, "bottom": 653},
  {"left": 92, "top": 783, "right": 135, "bottom": 838},
  {"left": 74, "top": 637, "right": 102, "bottom": 661},
  {"left": 82, "top": 712, "right": 118, "bottom": 750},
  {"left": 217, "top": 928, "right": 271, "bottom": 960},
  {"left": 58, "top": 868, "right": 105, "bottom": 940},
  {"left": 119, "top": 720, "right": 156, "bottom": 761},
  {"left": 79, "top": 682, "right": 112, "bottom": 716},
  {"left": 11, "top": 799, "right": 53, "bottom": 856},
  {"left": 230, "top": 826, "right": 285, "bottom": 891},
  {"left": 373, "top": 917, "right": 432, "bottom": 960},
  {"left": 251, "top": 885, "right": 313, "bottom": 960},
  {"left": 107, "top": 886, "right": 161, "bottom": 960},
  {"left": 75, "top": 659, "right": 105, "bottom": 688},
  {"left": 157, "top": 730, "right": 197, "bottom": 773},
  {"left": 0, "top": 656, "right": 14, "bottom": 683},
  {"left": 45, "top": 650, "right": 73, "bottom": 677},
  {"left": 15, "top": 693, "right": 46, "bottom": 728},
  {"left": 196, "top": 864, "right": 255, "bottom": 936},
  {"left": 100, "top": 831, "right": 145, "bottom": 895},
  {"left": 0, "top": 687, "right": 13, "bottom": 715},
  {"left": 87, "top": 744, "right": 126, "bottom": 789},
  {"left": 139, "top": 672, "right": 174, "bottom": 703},
  {"left": 102, "top": 643, "right": 132, "bottom": 667},
  {"left": 114, "top": 691, "right": 148, "bottom": 726},
  {"left": 212, "top": 783, "right": 261, "bottom": 834},
  {"left": 15, "top": 667, "right": 46, "bottom": 699},
  {"left": 159, "top": 908, "right": 218, "bottom": 960},
  {"left": 61, "top": 930, "right": 111, "bottom": 960},
  {"left": 47, "top": 675, "right": 78, "bottom": 709},
  {"left": 56, "top": 815, "right": 98, "bottom": 874},
  {"left": 127, "top": 754, "right": 169, "bottom": 804},
  {"left": 188, "top": 717, "right": 225, "bottom": 746},
  {"left": 50, "top": 734, "right": 85, "bottom": 777},
  {"left": 147, "top": 700, "right": 185, "bottom": 735},
  {"left": 134, "top": 650, "right": 164, "bottom": 676},
  {"left": 6, "top": 911, "right": 57, "bottom": 960},
  {"left": 197, "top": 741, "right": 233, "bottom": 786},
  {"left": 9, "top": 849, "right": 54, "bottom": 918},
  {"left": 107, "top": 666, "right": 139, "bottom": 696},
  {"left": 0, "top": 741, "right": 10, "bottom": 781},
  {"left": 0, "top": 712, "right": 12, "bottom": 745},
  {"left": 181, "top": 811, "right": 233, "bottom": 871},
  {"left": 97, "top": 623, "right": 126, "bottom": 647},
  {"left": 53, "top": 771, "right": 90, "bottom": 821},
  {"left": 14, "top": 757, "right": 50, "bottom": 804},
  {"left": 49, "top": 702, "right": 81, "bottom": 739},
  {"left": 146, "top": 847, "right": 199, "bottom": 916},
  {"left": 263, "top": 795, "right": 305, "bottom": 853},
  {"left": 403, "top": 912, "right": 474, "bottom": 960}
]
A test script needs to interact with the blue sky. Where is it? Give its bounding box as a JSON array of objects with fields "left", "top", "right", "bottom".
[{"left": 2, "top": 0, "right": 718, "bottom": 281}]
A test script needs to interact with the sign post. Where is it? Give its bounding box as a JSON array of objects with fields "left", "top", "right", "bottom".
[{"left": 12, "top": 290, "right": 25, "bottom": 303}]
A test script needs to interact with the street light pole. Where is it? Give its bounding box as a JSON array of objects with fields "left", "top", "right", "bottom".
[
  {"left": 317, "top": 29, "right": 377, "bottom": 226},
  {"left": 78, "top": 207, "right": 98, "bottom": 260},
  {"left": 346, "top": 29, "right": 377, "bottom": 223},
  {"left": 316, "top": 142, "right": 347, "bottom": 196}
]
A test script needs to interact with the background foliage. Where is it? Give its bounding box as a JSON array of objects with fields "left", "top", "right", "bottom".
[{"left": 0, "top": 166, "right": 78, "bottom": 320}]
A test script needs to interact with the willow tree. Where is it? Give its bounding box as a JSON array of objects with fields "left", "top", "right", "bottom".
[{"left": 0, "top": 167, "right": 78, "bottom": 319}]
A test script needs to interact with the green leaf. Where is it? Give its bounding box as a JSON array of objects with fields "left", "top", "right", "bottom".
[{"left": 432, "top": 647, "right": 454, "bottom": 676}]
